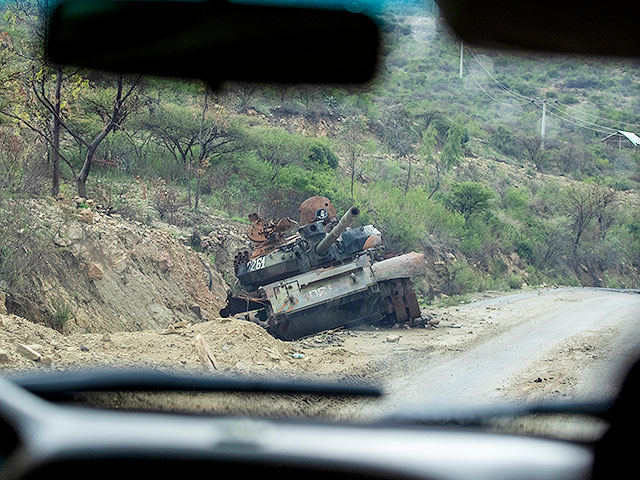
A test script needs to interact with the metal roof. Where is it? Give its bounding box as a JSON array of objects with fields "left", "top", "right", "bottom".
[
  {"left": 618, "top": 130, "right": 640, "bottom": 146},
  {"left": 601, "top": 130, "right": 640, "bottom": 146}
]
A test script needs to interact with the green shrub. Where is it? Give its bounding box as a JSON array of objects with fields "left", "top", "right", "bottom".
[
  {"left": 446, "top": 181, "right": 494, "bottom": 224},
  {"left": 507, "top": 274, "right": 523, "bottom": 290},
  {"left": 51, "top": 301, "right": 73, "bottom": 331},
  {"left": 448, "top": 259, "right": 487, "bottom": 294},
  {"left": 503, "top": 187, "right": 529, "bottom": 212},
  {"left": 308, "top": 142, "right": 339, "bottom": 169}
]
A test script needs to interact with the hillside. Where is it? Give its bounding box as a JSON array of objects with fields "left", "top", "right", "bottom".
[{"left": 0, "top": 0, "right": 638, "bottom": 337}]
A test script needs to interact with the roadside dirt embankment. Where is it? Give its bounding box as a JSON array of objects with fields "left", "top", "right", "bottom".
[{"left": 5, "top": 199, "right": 228, "bottom": 334}]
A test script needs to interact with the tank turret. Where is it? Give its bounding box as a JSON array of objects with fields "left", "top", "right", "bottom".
[{"left": 315, "top": 207, "right": 360, "bottom": 256}]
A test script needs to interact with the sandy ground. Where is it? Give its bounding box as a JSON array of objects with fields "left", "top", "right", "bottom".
[{"left": 2, "top": 287, "right": 639, "bottom": 433}]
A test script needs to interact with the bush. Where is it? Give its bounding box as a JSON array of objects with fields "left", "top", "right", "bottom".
[
  {"left": 489, "top": 126, "right": 523, "bottom": 160},
  {"left": 360, "top": 183, "right": 464, "bottom": 253},
  {"left": 51, "top": 301, "right": 73, "bottom": 331},
  {"left": 446, "top": 181, "right": 494, "bottom": 224},
  {"left": 151, "top": 180, "right": 184, "bottom": 224},
  {"left": 502, "top": 187, "right": 529, "bottom": 212},
  {"left": 515, "top": 238, "right": 535, "bottom": 263},
  {"left": 308, "top": 142, "right": 339, "bottom": 169},
  {"left": 448, "top": 260, "right": 487, "bottom": 294},
  {"left": 507, "top": 274, "right": 523, "bottom": 290}
]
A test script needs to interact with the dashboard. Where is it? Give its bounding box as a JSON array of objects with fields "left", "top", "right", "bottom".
[{"left": 0, "top": 376, "right": 593, "bottom": 480}]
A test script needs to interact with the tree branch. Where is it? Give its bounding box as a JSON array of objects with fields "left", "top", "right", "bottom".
[{"left": 0, "top": 108, "right": 77, "bottom": 177}]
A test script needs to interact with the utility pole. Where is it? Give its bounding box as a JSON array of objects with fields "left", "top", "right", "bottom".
[
  {"left": 459, "top": 40, "right": 464, "bottom": 79},
  {"left": 540, "top": 99, "right": 547, "bottom": 150}
]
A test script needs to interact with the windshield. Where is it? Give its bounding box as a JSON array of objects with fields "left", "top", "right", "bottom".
[{"left": 0, "top": 0, "right": 638, "bottom": 437}]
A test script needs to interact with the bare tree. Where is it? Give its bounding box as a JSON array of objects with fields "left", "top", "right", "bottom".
[
  {"left": 227, "top": 82, "right": 259, "bottom": 114},
  {"left": 339, "top": 115, "right": 369, "bottom": 202},
  {"left": 194, "top": 89, "right": 241, "bottom": 211},
  {"left": 562, "top": 184, "right": 618, "bottom": 259},
  {"left": 519, "top": 135, "right": 548, "bottom": 172},
  {"left": 34, "top": 74, "right": 142, "bottom": 197},
  {"left": 593, "top": 187, "right": 619, "bottom": 240}
]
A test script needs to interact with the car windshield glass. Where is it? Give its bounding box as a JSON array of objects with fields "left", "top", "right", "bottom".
[{"left": 0, "top": 0, "right": 638, "bottom": 438}]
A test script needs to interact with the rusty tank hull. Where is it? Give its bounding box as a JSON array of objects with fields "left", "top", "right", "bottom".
[{"left": 260, "top": 252, "right": 425, "bottom": 340}]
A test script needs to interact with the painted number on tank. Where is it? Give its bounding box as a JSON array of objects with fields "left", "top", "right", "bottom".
[
  {"left": 307, "top": 285, "right": 333, "bottom": 298},
  {"left": 247, "top": 256, "right": 266, "bottom": 272}
]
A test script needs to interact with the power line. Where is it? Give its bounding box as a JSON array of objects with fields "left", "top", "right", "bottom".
[
  {"left": 546, "top": 102, "right": 617, "bottom": 134},
  {"left": 467, "top": 49, "right": 532, "bottom": 104},
  {"left": 465, "top": 64, "right": 525, "bottom": 107},
  {"left": 552, "top": 100, "right": 640, "bottom": 129},
  {"left": 466, "top": 47, "right": 622, "bottom": 135},
  {"left": 545, "top": 108, "right": 615, "bottom": 135}
]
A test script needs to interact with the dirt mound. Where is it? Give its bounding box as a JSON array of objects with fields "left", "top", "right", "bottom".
[
  {"left": 0, "top": 312, "right": 287, "bottom": 372},
  {"left": 6, "top": 199, "right": 228, "bottom": 334},
  {"left": 0, "top": 310, "right": 362, "bottom": 380}
]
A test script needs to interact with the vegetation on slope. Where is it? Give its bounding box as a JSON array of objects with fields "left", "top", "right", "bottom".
[{"left": 1, "top": 0, "right": 638, "bottom": 316}]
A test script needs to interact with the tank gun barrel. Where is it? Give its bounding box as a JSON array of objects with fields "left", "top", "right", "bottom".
[{"left": 315, "top": 207, "right": 360, "bottom": 256}]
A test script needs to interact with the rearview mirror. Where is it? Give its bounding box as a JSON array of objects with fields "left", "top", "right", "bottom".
[
  {"left": 47, "top": 1, "right": 381, "bottom": 84},
  {"left": 438, "top": 0, "right": 640, "bottom": 57}
]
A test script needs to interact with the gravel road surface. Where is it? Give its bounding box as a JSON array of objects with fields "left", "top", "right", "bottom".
[{"left": 378, "top": 288, "right": 640, "bottom": 414}]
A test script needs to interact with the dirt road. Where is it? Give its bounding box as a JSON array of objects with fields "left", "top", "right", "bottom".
[{"left": 367, "top": 288, "right": 640, "bottom": 415}]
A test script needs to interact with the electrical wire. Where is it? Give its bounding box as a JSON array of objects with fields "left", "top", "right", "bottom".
[
  {"left": 467, "top": 48, "right": 533, "bottom": 104},
  {"left": 545, "top": 108, "right": 616, "bottom": 135},
  {"left": 552, "top": 99, "right": 640, "bottom": 129},
  {"left": 545, "top": 102, "right": 617, "bottom": 134},
  {"left": 466, "top": 47, "right": 626, "bottom": 135},
  {"left": 465, "top": 63, "right": 525, "bottom": 107}
]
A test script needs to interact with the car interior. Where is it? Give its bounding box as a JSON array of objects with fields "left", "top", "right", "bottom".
[{"left": 1, "top": 1, "right": 638, "bottom": 479}]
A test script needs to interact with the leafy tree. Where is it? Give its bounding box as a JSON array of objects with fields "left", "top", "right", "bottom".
[
  {"left": 0, "top": 0, "right": 68, "bottom": 196},
  {"left": 250, "top": 126, "right": 309, "bottom": 182},
  {"left": 447, "top": 181, "right": 494, "bottom": 224},
  {"left": 440, "top": 118, "right": 466, "bottom": 169},
  {"left": 62, "top": 74, "right": 142, "bottom": 197},
  {"left": 424, "top": 118, "right": 466, "bottom": 199},
  {"left": 1, "top": 1, "right": 143, "bottom": 198},
  {"left": 142, "top": 99, "right": 201, "bottom": 178}
]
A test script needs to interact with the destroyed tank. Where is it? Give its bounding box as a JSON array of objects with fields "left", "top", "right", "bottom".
[{"left": 221, "top": 196, "right": 426, "bottom": 340}]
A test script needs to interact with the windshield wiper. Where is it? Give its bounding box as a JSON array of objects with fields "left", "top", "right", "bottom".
[
  {"left": 5, "top": 368, "right": 382, "bottom": 401},
  {"left": 379, "top": 400, "right": 614, "bottom": 428}
]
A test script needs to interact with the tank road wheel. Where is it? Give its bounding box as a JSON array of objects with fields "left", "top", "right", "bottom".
[{"left": 373, "top": 314, "right": 396, "bottom": 328}]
